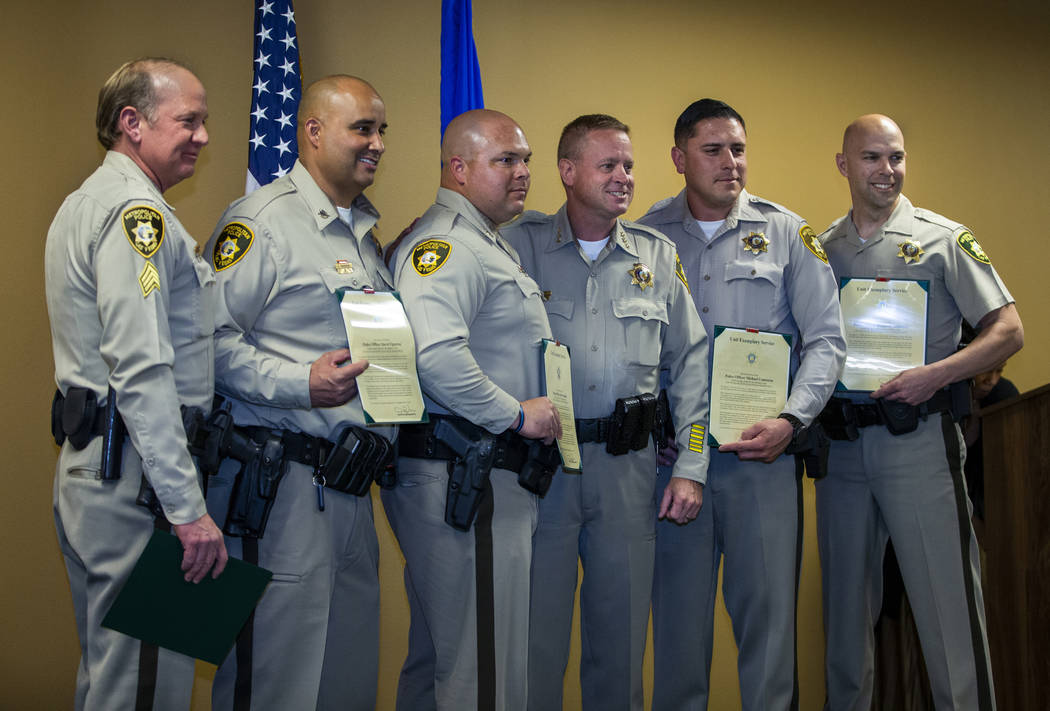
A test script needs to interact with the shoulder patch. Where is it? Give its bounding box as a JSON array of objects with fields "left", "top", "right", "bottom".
[
  {"left": 412, "top": 239, "right": 452, "bottom": 276},
  {"left": 213, "top": 222, "right": 255, "bottom": 271},
  {"left": 674, "top": 253, "right": 691, "bottom": 293},
  {"left": 956, "top": 231, "right": 991, "bottom": 265},
  {"left": 798, "top": 224, "right": 828, "bottom": 263},
  {"left": 121, "top": 205, "right": 164, "bottom": 258}
]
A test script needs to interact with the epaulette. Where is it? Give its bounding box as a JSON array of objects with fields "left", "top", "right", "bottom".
[
  {"left": 641, "top": 195, "right": 675, "bottom": 221},
  {"left": 819, "top": 215, "right": 849, "bottom": 244},
  {"left": 507, "top": 209, "right": 550, "bottom": 226},
  {"left": 622, "top": 218, "right": 673, "bottom": 245},
  {"left": 746, "top": 194, "right": 805, "bottom": 223},
  {"left": 914, "top": 208, "right": 964, "bottom": 234},
  {"left": 228, "top": 178, "right": 298, "bottom": 221}
]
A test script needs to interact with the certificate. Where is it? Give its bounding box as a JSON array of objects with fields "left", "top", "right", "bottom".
[
  {"left": 338, "top": 290, "right": 427, "bottom": 424},
  {"left": 838, "top": 278, "right": 929, "bottom": 392},
  {"left": 709, "top": 326, "right": 792, "bottom": 447},
  {"left": 542, "top": 339, "right": 581, "bottom": 473}
]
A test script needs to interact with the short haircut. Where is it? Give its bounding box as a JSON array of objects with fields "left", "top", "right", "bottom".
[
  {"left": 95, "top": 58, "right": 191, "bottom": 150},
  {"left": 557, "top": 114, "right": 630, "bottom": 161},
  {"left": 673, "top": 99, "right": 745, "bottom": 147}
]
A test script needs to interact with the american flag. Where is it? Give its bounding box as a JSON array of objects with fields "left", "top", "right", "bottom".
[{"left": 246, "top": 0, "right": 302, "bottom": 193}]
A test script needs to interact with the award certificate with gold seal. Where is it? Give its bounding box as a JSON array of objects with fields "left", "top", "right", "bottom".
[
  {"left": 710, "top": 326, "right": 792, "bottom": 447},
  {"left": 338, "top": 290, "right": 427, "bottom": 424},
  {"left": 542, "top": 339, "right": 581, "bottom": 473},
  {"left": 838, "top": 278, "right": 929, "bottom": 392}
]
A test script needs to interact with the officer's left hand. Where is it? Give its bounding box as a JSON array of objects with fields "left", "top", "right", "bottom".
[
  {"left": 871, "top": 365, "right": 946, "bottom": 406},
  {"left": 717, "top": 417, "right": 793, "bottom": 463},
  {"left": 659, "top": 476, "right": 703, "bottom": 524}
]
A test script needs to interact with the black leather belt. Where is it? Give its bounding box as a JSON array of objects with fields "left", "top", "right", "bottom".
[
  {"left": 832, "top": 388, "right": 955, "bottom": 428},
  {"left": 243, "top": 426, "right": 332, "bottom": 468},
  {"left": 399, "top": 415, "right": 530, "bottom": 472}
]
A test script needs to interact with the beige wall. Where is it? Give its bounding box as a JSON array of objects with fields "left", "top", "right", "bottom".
[{"left": 4, "top": 0, "right": 1047, "bottom": 708}]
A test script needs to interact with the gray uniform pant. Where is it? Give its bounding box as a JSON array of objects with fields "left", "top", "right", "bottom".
[
  {"left": 207, "top": 459, "right": 380, "bottom": 711},
  {"left": 382, "top": 458, "right": 537, "bottom": 711},
  {"left": 54, "top": 437, "right": 195, "bottom": 711},
  {"left": 527, "top": 442, "right": 656, "bottom": 711},
  {"left": 816, "top": 413, "right": 995, "bottom": 711},
  {"left": 652, "top": 450, "right": 802, "bottom": 711}
]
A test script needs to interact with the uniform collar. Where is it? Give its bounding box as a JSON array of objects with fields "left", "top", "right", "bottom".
[
  {"left": 844, "top": 194, "right": 914, "bottom": 246},
  {"left": 435, "top": 187, "right": 503, "bottom": 245},
  {"left": 104, "top": 151, "right": 174, "bottom": 210},
  {"left": 545, "top": 204, "right": 638, "bottom": 258},
  {"left": 289, "top": 160, "right": 381, "bottom": 241},
  {"left": 671, "top": 187, "right": 767, "bottom": 240}
]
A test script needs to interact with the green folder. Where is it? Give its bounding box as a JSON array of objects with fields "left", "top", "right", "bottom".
[{"left": 101, "top": 530, "right": 272, "bottom": 665}]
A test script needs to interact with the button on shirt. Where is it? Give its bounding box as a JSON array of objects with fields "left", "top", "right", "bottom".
[
  {"left": 44, "top": 151, "right": 215, "bottom": 523},
  {"left": 640, "top": 189, "right": 845, "bottom": 425},
  {"left": 504, "top": 206, "right": 710, "bottom": 482},
  {"left": 393, "top": 188, "right": 552, "bottom": 433},
  {"left": 207, "top": 160, "right": 395, "bottom": 443}
]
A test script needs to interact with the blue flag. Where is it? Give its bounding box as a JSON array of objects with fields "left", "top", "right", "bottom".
[
  {"left": 440, "top": 0, "right": 485, "bottom": 139},
  {"left": 247, "top": 0, "right": 302, "bottom": 193}
]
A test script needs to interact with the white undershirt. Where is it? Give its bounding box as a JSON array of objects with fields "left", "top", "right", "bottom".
[
  {"left": 696, "top": 219, "right": 725, "bottom": 240},
  {"left": 578, "top": 237, "right": 609, "bottom": 261},
  {"left": 336, "top": 205, "right": 354, "bottom": 232}
]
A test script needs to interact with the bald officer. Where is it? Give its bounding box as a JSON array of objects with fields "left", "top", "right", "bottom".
[
  {"left": 205, "top": 76, "right": 393, "bottom": 710},
  {"left": 384, "top": 109, "right": 561, "bottom": 711},
  {"left": 639, "top": 98, "right": 845, "bottom": 711},
  {"left": 46, "top": 58, "right": 225, "bottom": 710},
  {"left": 817, "top": 114, "right": 1022, "bottom": 711}
]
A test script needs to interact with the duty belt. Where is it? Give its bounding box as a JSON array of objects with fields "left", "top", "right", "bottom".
[
  {"left": 399, "top": 415, "right": 530, "bottom": 472},
  {"left": 575, "top": 417, "right": 613, "bottom": 444},
  {"left": 833, "top": 388, "right": 954, "bottom": 427},
  {"left": 242, "top": 426, "right": 333, "bottom": 468}
]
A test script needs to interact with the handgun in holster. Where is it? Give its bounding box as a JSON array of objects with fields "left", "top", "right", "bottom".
[
  {"left": 653, "top": 389, "right": 675, "bottom": 450},
  {"left": 434, "top": 419, "right": 496, "bottom": 531},
  {"left": 606, "top": 393, "right": 657, "bottom": 456},
  {"left": 222, "top": 430, "right": 287, "bottom": 538},
  {"left": 517, "top": 440, "right": 561, "bottom": 497},
  {"left": 784, "top": 419, "right": 831, "bottom": 479}
]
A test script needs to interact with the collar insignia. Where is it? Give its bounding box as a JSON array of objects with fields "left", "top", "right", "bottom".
[
  {"left": 742, "top": 231, "right": 769, "bottom": 255},
  {"left": 629, "top": 263, "right": 654, "bottom": 291},
  {"left": 335, "top": 260, "right": 354, "bottom": 274},
  {"left": 897, "top": 240, "right": 924, "bottom": 264}
]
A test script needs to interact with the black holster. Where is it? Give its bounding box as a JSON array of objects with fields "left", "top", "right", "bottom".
[
  {"left": 784, "top": 419, "right": 830, "bottom": 479},
  {"left": 222, "top": 430, "right": 288, "bottom": 539},
  {"left": 435, "top": 419, "right": 496, "bottom": 531},
  {"left": 653, "top": 389, "right": 675, "bottom": 449},
  {"left": 517, "top": 439, "right": 562, "bottom": 496}
]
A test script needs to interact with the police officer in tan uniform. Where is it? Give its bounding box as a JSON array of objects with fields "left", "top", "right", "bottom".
[
  {"left": 817, "top": 114, "right": 1022, "bottom": 711},
  {"left": 639, "top": 99, "right": 846, "bottom": 711},
  {"left": 46, "top": 58, "right": 226, "bottom": 711},
  {"left": 502, "top": 114, "right": 709, "bottom": 711},
  {"left": 384, "top": 109, "right": 561, "bottom": 711},
  {"left": 205, "top": 76, "right": 393, "bottom": 711}
]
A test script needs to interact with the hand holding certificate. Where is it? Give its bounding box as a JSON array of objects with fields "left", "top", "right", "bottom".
[
  {"left": 338, "top": 290, "right": 427, "bottom": 424},
  {"left": 838, "top": 278, "right": 928, "bottom": 392},
  {"left": 709, "top": 326, "right": 792, "bottom": 447}
]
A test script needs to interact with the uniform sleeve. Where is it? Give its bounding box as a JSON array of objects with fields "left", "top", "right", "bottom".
[
  {"left": 943, "top": 227, "right": 1014, "bottom": 326},
  {"left": 395, "top": 235, "right": 520, "bottom": 432},
  {"left": 782, "top": 223, "right": 847, "bottom": 424},
  {"left": 208, "top": 217, "right": 312, "bottom": 409},
  {"left": 659, "top": 248, "right": 712, "bottom": 484},
  {"left": 95, "top": 201, "right": 206, "bottom": 525}
]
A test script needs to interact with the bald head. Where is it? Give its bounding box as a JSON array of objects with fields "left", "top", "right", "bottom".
[
  {"left": 842, "top": 114, "right": 903, "bottom": 154},
  {"left": 440, "top": 109, "right": 532, "bottom": 224},
  {"left": 837, "top": 113, "right": 907, "bottom": 223},
  {"left": 298, "top": 75, "right": 387, "bottom": 207}
]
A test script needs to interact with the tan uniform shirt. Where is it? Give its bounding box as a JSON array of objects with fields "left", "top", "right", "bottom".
[
  {"left": 504, "top": 206, "right": 711, "bottom": 483},
  {"left": 393, "top": 188, "right": 552, "bottom": 432},
  {"left": 207, "top": 160, "right": 395, "bottom": 443},
  {"left": 45, "top": 151, "right": 214, "bottom": 523}
]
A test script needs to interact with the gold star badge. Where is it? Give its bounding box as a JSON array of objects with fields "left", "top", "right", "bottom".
[
  {"left": 897, "top": 240, "right": 924, "bottom": 264},
  {"left": 629, "top": 263, "right": 654, "bottom": 291},
  {"left": 742, "top": 231, "right": 769, "bottom": 255}
]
